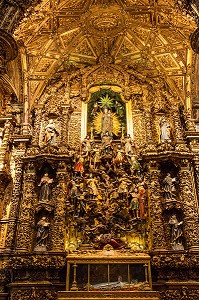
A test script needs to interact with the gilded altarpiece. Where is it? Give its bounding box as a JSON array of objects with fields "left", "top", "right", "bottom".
[{"left": 1, "top": 58, "right": 199, "bottom": 300}]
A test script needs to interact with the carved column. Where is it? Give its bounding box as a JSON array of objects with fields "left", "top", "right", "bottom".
[
  {"left": 193, "top": 156, "right": 199, "bottom": 203},
  {"left": 51, "top": 163, "right": 69, "bottom": 251},
  {"left": 144, "top": 106, "right": 156, "bottom": 153},
  {"left": 5, "top": 152, "right": 24, "bottom": 250},
  {"left": 148, "top": 161, "right": 167, "bottom": 251},
  {"left": 0, "top": 120, "right": 12, "bottom": 172},
  {"left": 32, "top": 105, "right": 43, "bottom": 146},
  {"left": 16, "top": 162, "right": 36, "bottom": 251},
  {"left": 60, "top": 106, "right": 71, "bottom": 145},
  {"left": 172, "top": 104, "right": 189, "bottom": 152},
  {"left": 179, "top": 159, "right": 199, "bottom": 250}
]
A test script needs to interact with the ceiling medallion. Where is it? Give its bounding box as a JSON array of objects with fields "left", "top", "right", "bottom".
[{"left": 81, "top": 5, "right": 128, "bottom": 38}]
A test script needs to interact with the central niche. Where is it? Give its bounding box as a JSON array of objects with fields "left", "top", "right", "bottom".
[{"left": 87, "top": 88, "right": 126, "bottom": 140}]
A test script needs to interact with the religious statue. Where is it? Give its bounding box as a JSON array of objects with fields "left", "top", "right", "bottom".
[
  {"left": 123, "top": 134, "right": 135, "bottom": 155},
  {"left": 38, "top": 173, "right": 53, "bottom": 202},
  {"left": 162, "top": 173, "right": 176, "bottom": 200},
  {"left": 129, "top": 187, "right": 139, "bottom": 218},
  {"left": 35, "top": 216, "right": 50, "bottom": 251},
  {"left": 92, "top": 145, "right": 101, "bottom": 169},
  {"left": 87, "top": 174, "right": 99, "bottom": 199},
  {"left": 101, "top": 131, "right": 113, "bottom": 154},
  {"left": 127, "top": 154, "right": 141, "bottom": 176},
  {"left": 74, "top": 155, "right": 85, "bottom": 176},
  {"left": 43, "top": 119, "right": 59, "bottom": 145},
  {"left": 68, "top": 180, "right": 79, "bottom": 215},
  {"left": 159, "top": 117, "right": 172, "bottom": 142},
  {"left": 113, "top": 144, "right": 124, "bottom": 170},
  {"left": 118, "top": 175, "right": 131, "bottom": 201},
  {"left": 138, "top": 182, "right": 146, "bottom": 219},
  {"left": 169, "top": 214, "right": 184, "bottom": 250},
  {"left": 81, "top": 135, "right": 92, "bottom": 153},
  {"left": 102, "top": 107, "right": 113, "bottom": 136}
]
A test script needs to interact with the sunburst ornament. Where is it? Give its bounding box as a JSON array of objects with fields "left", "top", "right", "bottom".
[{"left": 99, "top": 94, "right": 114, "bottom": 109}]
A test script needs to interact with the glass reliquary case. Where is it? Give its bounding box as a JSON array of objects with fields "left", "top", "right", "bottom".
[{"left": 66, "top": 249, "right": 152, "bottom": 292}]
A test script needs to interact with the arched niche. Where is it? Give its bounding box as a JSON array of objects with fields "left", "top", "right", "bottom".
[{"left": 81, "top": 85, "right": 133, "bottom": 140}]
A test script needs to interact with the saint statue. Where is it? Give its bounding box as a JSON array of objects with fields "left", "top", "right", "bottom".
[
  {"left": 43, "top": 119, "right": 59, "bottom": 145},
  {"left": 92, "top": 103, "right": 121, "bottom": 138},
  {"left": 162, "top": 173, "right": 176, "bottom": 200},
  {"left": 160, "top": 117, "right": 172, "bottom": 142},
  {"left": 35, "top": 216, "right": 50, "bottom": 250},
  {"left": 169, "top": 215, "right": 184, "bottom": 250},
  {"left": 102, "top": 107, "right": 113, "bottom": 136},
  {"left": 81, "top": 135, "right": 92, "bottom": 153},
  {"left": 123, "top": 134, "right": 135, "bottom": 155},
  {"left": 38, "top": 173, "right": 53, "bottom": 202}
]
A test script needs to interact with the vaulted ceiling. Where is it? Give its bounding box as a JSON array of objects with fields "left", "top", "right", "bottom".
[{"left": 13, "top": 0, "right": 196, "bottom": 106}]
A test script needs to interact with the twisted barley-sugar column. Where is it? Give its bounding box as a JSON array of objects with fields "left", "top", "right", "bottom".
[
  {"left": 5, "top": 153, "right": 24, "bottom": 250},
  {"left": 16, "top": 167, "right": 35, "bottom": 251},
  {"left": 148, "top": 163, "right": 167, "bottom": 251},
  {"left": 179, "top": 160, "right": 199, "bottom": 251},
  {"left": 51, "top": 171, "right": 68, "bottom": 251}
]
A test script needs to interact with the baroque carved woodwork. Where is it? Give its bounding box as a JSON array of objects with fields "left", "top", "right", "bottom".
[{"left": 0, "top": 1, "right": 199, "bottom": 300}]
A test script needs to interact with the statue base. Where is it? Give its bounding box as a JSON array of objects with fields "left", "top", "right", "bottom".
[{"left": 34, "top": 245, "right": 47, "bottom": 252}]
